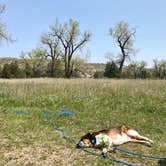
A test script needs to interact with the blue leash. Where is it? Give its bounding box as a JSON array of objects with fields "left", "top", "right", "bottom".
[
  {"left": 51, "top": 124, "right": 138, "bottom": 166},
  {"left": 42, "top": 110, "right": 138, "bottom": 166},
  {"left": 116, "top": 147, "right": 166, "bottom": 161},
  {"left": 46, "top": 110, "right": 166, "bottom": 163},
  {"left": 16, "top": 109, "right": 31, "bottom": 115},
  {"left": 82, "top": 148, "right": 138, "bottom": 166}
]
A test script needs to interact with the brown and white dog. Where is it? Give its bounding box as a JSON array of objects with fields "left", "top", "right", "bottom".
[{"left": 76, "top": 125, "right": 153, "bottom": 154}]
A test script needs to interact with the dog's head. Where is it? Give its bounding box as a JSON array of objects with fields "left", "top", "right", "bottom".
[{"left": 76, "top": 132, "right": 96, "bottom": 148}]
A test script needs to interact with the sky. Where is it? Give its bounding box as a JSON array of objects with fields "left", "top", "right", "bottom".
[{"left": 0, "top": 0, "right": 166, "bottom": 67}]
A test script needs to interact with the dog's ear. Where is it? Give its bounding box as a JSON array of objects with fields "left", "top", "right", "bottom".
[
  {"left": 87, "top": 132, "right": 91, "bottom": 136},
  {"left": 119, "top": 125, "right": 129, "bottom": 134},
  {"left": 82, "top": 132, "right": 91, "bottom": 139},
  {"left": 86, "top": 133, "right": 95, "bottom": 140}
]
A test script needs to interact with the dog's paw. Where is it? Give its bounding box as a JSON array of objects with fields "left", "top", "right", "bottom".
[
  {"left": 101, "top": 152, "right": 107, "bottom": 158},
  {"left": 149, "top": 139, "right": 154, "bottom": 144},
  {"left": 145, "top": 142, "right": 152, "bottom": 147},
  {"left": 102, "top": 148, "right": 108, "bottom": 153}
]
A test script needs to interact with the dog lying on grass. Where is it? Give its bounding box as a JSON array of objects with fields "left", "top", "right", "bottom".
[{"left": 76, "top": 125, "right": 153, "bottom": 154}]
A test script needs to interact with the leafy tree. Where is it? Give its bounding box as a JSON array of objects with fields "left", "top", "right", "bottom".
[
  {"left": 1, "top": 63, "right": 11, "bottom": 78},
  {"left": 28, "top": 48, "right": 47, "bottom": 77},
  {"left": 41, "top": 32, "right": 62, "bottom": 77},
  {"left": 46, "top": 60, "right": 64, "bottom": 77},
  {"left": 104, "top": 61, "right": 120, "bottom": 78},
  {"left": 24, "top": 61, "right": 33, "bottom": 78},
  {"left": 109, "top": 21, "right": 137, "bottom": 74},
  {"left": 10, "top": 61, "right": 20, "bottom": 78},
  {"left": 1, "top": 61, "right": 23, "bottom": 78},
  {"left": 51, "top": 19, "right": 91, "bottom": 78}
]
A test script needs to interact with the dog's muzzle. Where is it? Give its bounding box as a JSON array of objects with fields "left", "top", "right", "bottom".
[{"left": 76, "top": 142, "right": 85, "bottom": 148}]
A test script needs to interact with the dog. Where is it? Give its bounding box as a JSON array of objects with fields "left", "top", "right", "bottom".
[{"left": 76, "top": 125, "right": 153, "bottom": 154}]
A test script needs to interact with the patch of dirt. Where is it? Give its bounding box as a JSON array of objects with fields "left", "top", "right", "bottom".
[{"left": 3, "top": 145, "right": 91, "bottom": 166}]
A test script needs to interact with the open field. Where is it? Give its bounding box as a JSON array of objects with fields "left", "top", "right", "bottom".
[{"left": 0, "top": 78, "right": 165, "bottom": 166}]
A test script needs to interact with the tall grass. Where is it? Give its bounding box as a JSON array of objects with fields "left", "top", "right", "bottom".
[{"left": 0, "top": 79, "right": 165, "bottom": 165}]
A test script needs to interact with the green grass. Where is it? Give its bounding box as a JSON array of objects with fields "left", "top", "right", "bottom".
[{"left": 0, "top": 78, "right": 165, "bottom": 166}]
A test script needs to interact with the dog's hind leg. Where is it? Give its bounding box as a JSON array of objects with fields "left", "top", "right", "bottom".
[
  {"left": 135, "top": 135, "right": 153, "bottom": 144},
  {"left": 127, "top": 129, "right": 154, "bottom": 144},
  {"left": 130, "top": 139, "right": 152, "bottom": 147}
]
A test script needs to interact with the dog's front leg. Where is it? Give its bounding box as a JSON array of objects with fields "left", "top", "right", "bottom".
[
  {"left": 101, "top": 146, "right": 115, "bottom": 157},
  {"left": 102, "top": 147, "right": 108, "bottom": 153},
  {"left": 101, "top": 148, "right": 108, "bottom": 158},
  {"left": 107, "top": 142, "right": 116, "bottom": 153},
  {"left": 102, "top": 140, "right": 114, "bottom": 156}
]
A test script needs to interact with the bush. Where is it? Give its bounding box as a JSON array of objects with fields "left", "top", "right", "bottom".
[
  {"left": 1, "top": 63, "right": 12, "bottom": 78},
  {"left": 1, "top": 61, "right": 25, "bottom": 78},
  {"left": 104, "top": 61, "right": 120, "bottom": 78},
  {"left": 24, "top": 62, "right": 33, "bottom": 78}
]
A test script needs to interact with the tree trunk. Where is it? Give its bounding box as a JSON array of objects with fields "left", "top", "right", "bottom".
[
  {"left": 51, "top": 58, "right": 55, "bottom": 77},
  {"left": 119, "top": 46, "right": 126, "bottom": 74},
  {"left": 65, "top": 65, "right": 72, "bottom": 78},
  {"left": 64, "top": 54, "right": 73, "bottom": 78}
]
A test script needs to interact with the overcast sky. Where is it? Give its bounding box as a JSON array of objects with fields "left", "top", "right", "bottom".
[{"left": 0, "top": 0, "right": 166, "bottom": 66}]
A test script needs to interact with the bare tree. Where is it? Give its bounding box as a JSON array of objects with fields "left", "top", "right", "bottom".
[
  {"left": 153, "top": 59, "right": 166, "bottom": 79},
  {"left": 0, "top": 4, "right": 13, "bottom": 43},
  {"left": 41, "top": 33, "right": 61, "bottom": 77},
  {"left": 126, "top": 61, "right": 139, "bottom": 79},
  {"left": 109, "top": 21, "right": 136, "bottom": 74},
  {"left": 51, "top": 19, "right": 91, "bottom": 78}
]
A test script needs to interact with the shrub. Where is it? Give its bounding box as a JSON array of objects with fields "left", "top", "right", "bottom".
[
  {"left": 1, "top": 63, "right": 12, "bottom": 78},
  {"left": 104, "top": 61, "right": 120, "bottom": 78}
]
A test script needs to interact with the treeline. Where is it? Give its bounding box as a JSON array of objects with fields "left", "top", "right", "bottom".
[
  {"left": 95, "top": 60, "right": 166, "bottom": 79},
  {"left": 0, "top": 61, "right": 64, "bottom": 78},
  {"left": 0, "top": 51, "right": 86, "bottom": 78},
  {"left": 0, "top": 58, "right": 166, "bottom": 79},
  {"left": 0, "top": 58, "right": 65, "bottom": 78}
]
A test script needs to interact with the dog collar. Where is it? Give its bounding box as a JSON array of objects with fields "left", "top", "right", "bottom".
[{"left": 90, "top": 138, "right": 96, "bottom": 145}]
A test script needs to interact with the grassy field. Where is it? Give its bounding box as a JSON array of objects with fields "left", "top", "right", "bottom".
[{"left": 0, "top": 78, "right": 165, "bottom": 166}]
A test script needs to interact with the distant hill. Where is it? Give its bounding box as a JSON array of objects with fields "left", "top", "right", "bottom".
[
  {"left": 0, "top": 57, "right": 18, "bottom": 65},
  {"left": 79, "top": 63, "right": 105, "bottom": 77}
]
